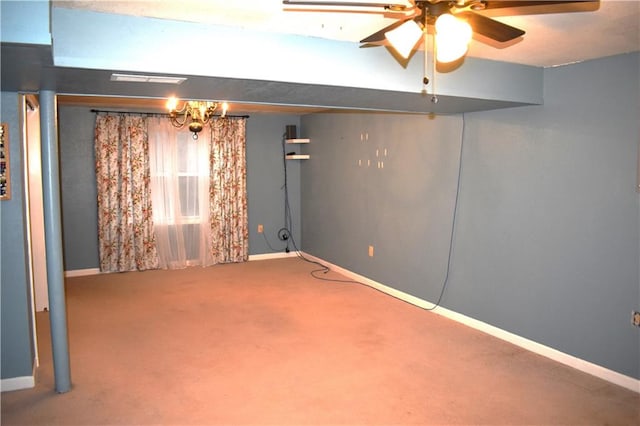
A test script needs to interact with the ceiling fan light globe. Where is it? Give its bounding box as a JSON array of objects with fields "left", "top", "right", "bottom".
[
  {"left": 436, "top": 14, "right": 472, "bottom": 42},
  {"left": 435, "top": 14, "right": 472, "bottom": 63},
  {"left": 385, "top": 19, "right": 423, "bottom": 59},
  {"left": 436, "top": 36, "right": 469, "bottom": 63},
  {"left": 435, "top": 13, "right": 454, "bottom": 34}
]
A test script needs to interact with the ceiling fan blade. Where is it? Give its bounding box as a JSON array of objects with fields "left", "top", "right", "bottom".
[
  {"left": 475, "top": 1, "right": 599, "bottom": 15},
  {"left": 282, "top": 0, "right": 409, "bottom": 10},
  {"left": 457, "top": 11, "right": 524, "bottom": 43},
  {"left": 359, "top": 18, "right": 409, "bottom": 43}
]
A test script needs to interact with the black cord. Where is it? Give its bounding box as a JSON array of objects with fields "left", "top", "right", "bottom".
[
  {"left": 254, "top": 133, "right": 295, "bottom": 254},
  {"left": 422, "top": 113, "right": 465, "bottom": 310},
  {"left": 261, "top": 230, "right": 286, "bottom": 252},
  {"left": 281, "top": 115, "right": 467, "bottom": 313},
  {"left": 280, "top": 133, "right": 293, "bottom": 253},
  {"left": 278, "top": 131, "right": 343, "bottom": 278}
]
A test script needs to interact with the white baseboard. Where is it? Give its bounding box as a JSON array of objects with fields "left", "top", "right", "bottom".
[
  {"left": 64, "top": 268, "right": 100, "bottom": 277},
  {"left": 301, "top": 252, "right": 640, "bottom": 394},
  {"left": 64, "top": 255, "right": 297, "bottom": 275},
  {"left": 1, "top": 375, "right": 35, "bottom": 392},
  {"left": 249, "top": 252, "right": 298, "bottom": 261},
  {"left": 1, "top": 361, "right": 36, "bottom": 392}
]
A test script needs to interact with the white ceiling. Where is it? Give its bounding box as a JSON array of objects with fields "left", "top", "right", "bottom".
[{"left": 56, "top": 0, "right": 639, "bottom": 68}]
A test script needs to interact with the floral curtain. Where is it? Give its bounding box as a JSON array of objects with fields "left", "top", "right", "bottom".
[
  {"left": 209, "top": 118, "right": 249, "bottom": 263},
  {"left": 95, "top": 114, "right": 159, "bottom": 272}
]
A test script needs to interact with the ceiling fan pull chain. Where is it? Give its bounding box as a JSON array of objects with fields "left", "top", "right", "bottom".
[
  {"left": 431, "top": 31, "right": 438, "bottom": 104},
  {"left": 423, "top": 31, "right": 430, "bottom": 87}
]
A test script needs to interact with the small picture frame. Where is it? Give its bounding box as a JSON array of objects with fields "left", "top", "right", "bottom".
[{"left": 1, "top": 123, "right": 10, "bottom": 200}]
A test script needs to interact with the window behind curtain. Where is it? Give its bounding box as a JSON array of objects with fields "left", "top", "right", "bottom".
[
  {"left": 177, "top": 133, "right": 200, "bottom": 222},
  {"left": 148, "top": 117, "right": 211, "bottom": 269},
  {"left": 153, "top": 131, "right": 206, "bottom": 225}
]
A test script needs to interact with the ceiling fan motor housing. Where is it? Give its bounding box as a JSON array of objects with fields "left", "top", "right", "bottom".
[{"left": 420, "top": 1, "right": 453, "bottom": 23}]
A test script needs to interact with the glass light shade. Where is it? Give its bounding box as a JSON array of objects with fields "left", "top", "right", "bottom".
[
  {"left": 385, "top": 19, "right": 423, "bottom": 59},
  {"left": 166, "top": 96, "right": 178, "bottom": 111},
  {"left": 435, "top": 14, "right": 472, "bottom": 63}
]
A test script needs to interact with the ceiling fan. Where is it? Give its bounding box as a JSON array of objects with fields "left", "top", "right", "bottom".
[{"left": 283, "top": 1, "right": 599, "bottom": 62}]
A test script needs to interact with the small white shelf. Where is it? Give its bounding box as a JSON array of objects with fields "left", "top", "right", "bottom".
[
  {"left": 285, "top": 137, "right": 310, "bottom": 159},
  {"left": 286, "top": 154, "right": 310, "bottom": 160}
]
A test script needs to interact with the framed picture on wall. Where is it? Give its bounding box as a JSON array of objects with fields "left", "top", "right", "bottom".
[{"left": 1, "top": 123, "right": 10, "bottom": 200}]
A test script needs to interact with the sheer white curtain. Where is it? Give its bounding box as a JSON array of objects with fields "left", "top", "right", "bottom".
[{"left": 148, "top": 117, "right": 211, "bottom": 269}]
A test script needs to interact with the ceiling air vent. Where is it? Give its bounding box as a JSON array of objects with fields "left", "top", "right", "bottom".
[{"left": 110, "top": 73, "right": 187, "bottom": 84}]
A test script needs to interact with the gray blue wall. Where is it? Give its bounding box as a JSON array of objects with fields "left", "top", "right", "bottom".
[
  {"left": 1, "top": 92, "right": 36, "bottom": 380},
  {"left": 445, "top": 53, "right": 639, "bottom": 379},
  {"left": 58, "top": 107, "right": 99, "bottom": 270},
  {"left": 300, "top": 112, "right": 464, "bottom": 299},
  {"left": 246, "top": 115, "right": 302, "bottom": 254},
  {"left": 58, "top": 107, "right": 301, "bottom": 270},
  {"left": 2, "top": 53, "right": 638, "bottom": 384},
  {"left": 301, "top": 53, "right": 640, "bottom": 379}
]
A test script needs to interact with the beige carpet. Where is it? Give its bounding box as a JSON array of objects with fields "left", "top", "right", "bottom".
[{"left": 2, "top": 257, "right": 638, "bottom": 425}]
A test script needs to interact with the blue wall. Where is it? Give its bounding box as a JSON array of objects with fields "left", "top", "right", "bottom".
[
  {"left": 301, "top": 53, "right": 640, "bottom": 379},
  {"left": 300, "top": 112, "right": 464, "bottom": 298},
  {"left": 0, "top": 92, "right": 36, "bottom": 380},
  {"left": 2, "top": 53, "right": 637, "bottom": 384},
  {"left": 0, "top": 0, "right": 50, "bottom": 45},
  {"left": 58, "top": 107, "right": 99, "bottom": 270},
  {"left": 446, "top": 53, "right": 639, "bottom": 379},
  {"left": 246, "top": 115, "right": 303, "bottom": 255},
  {"left": 58, "top": 107, "right": 302, "bottom": 270}
]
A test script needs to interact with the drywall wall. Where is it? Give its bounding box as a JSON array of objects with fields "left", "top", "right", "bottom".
[
  {"left": 58, "top": 107, "right": 100, "bottom": 270},
  {"left": 447, "top": 52, "right": 639, "bottom": 379},
  {"left": 246, "top": 115, "right": 303, "bottom": 255},
  {"left": 300, "top": 112, "right": 464, "bottom": 299},
  {"left": 58, "top": 108, "right": 301, "bottom": 270},
  {"left": 0, "top": 92, "right": 36, "bottom": 380},
  {"left": 300, "top": 52, "right": 640, "bottom": 379},
  {"left": 46, "top": 7, "right": 542, "bottom": 114},
  {"left": 0, "top": 0, "right": 50, "bottom": 45}
]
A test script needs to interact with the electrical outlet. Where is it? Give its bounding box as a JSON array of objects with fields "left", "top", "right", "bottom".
[
  {"left": 368, "top": 245, "right": 374, "bottom": 257},
  {"left": 257, "top": 224, "right": 263, "bottom": 234},
  {"left": 632, "top": 311, "right": 640, "bottom": 327}
]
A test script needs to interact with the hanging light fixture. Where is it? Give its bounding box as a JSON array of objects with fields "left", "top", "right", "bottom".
[
  {"left": 435, "top": 14, "right": 472, "bottom": 63},
  {"left": 166, "top": 97, "right": 228, "bottom": 139},
  {"left": 386, "top": 15, "right": 471, "bottom": 63},
  {"left": 384, "top": 1, "right": 473, "bottom": 65},
  {"left": 385, "top": 19, "right": 424, "bottom": 59}
]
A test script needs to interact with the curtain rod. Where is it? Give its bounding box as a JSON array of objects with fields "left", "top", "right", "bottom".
[{"left": 90, "top": 109, "right": 250, "bottom": 119}]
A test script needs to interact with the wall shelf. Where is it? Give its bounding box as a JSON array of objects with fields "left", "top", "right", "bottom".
[
  {"left": 285, "top": 137, "right": 310, "bottom": 159},
  {"left": 286, "top": 154, "right": 310, "bottom": 160}
]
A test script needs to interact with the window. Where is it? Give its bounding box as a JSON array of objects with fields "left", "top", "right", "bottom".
[
  {"left": 149, "top": 128, "right": 209, "bottom": 226},
  {"left": 148, "top": 118, "right": 211, "bottom": 268}
]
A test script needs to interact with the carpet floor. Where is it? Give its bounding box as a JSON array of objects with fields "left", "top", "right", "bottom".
[{"left": 2, "top": 257, "right": 638, "bottom": 425}]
